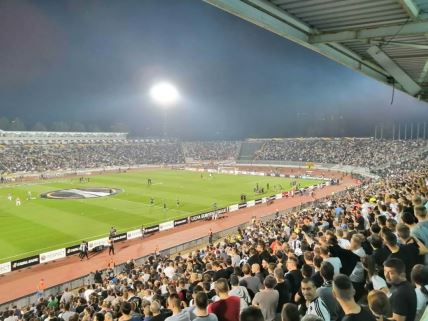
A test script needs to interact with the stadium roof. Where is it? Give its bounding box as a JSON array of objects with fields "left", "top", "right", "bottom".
[{"left": 203, "top": 0, "right": 428, "bottom": 103}]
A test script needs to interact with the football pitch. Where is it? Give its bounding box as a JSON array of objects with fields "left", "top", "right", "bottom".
[{"left": 0, "top": 169, "right": 322, "bottom": 262}]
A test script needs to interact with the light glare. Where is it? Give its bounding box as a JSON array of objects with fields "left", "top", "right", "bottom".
[{"left": 150, "top": 82, "right": 179, "bottom": 106}]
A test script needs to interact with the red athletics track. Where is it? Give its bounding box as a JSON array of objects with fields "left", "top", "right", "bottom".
[{"left": 0, "top": 174, "right": 356, "bottom": 304}]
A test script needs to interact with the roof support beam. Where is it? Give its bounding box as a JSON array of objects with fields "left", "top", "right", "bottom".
[
  {"left": 202, "top": 0, "right": 308, "bottom": 45},
  {"left": 367, "top": 46, "right": 421, "bottom": 95},
  {"left": 399, "top": 0, "right": 420, "bottom": 19},
  {"left": 309, "top": 21, "right": 428, "bottom": 43},
  {"left": 369, "top": 40, "right": 428, "bottom": 50},
  {"left": 244, "top": 0, "right": 312, "bottom": 33},
  {"left": 418, "top": 59, "right": 428, "bottom": 84}
]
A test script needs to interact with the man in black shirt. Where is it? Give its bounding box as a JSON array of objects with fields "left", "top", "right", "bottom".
[
  {"left": 274, "top": 267, "right": 290, "bottom": 315},
  {"left": 383, "top": 231, "right": 419, "bottom": 281},
  {"left": 383, "top": 258, "right": 417, "bottom": 321},
  {"left": 257, "top": 242, "right": 271, "bottom": 263},
  {"left": 369, "top": 235, "right": 390, "bottom": 278},
  {"left": 247, "top": 247, "right": 261, "bottom": 266},
  {"left": 212, "top": 261, "right": 228, "bottom": 281},
  {"left": 284, "top": 257, "right": 302, "bottom": 304},
  {"left": 327, "top": 234, "right": 359, "bottom": 276},
  {"left": 150, "top": 301, "right": 167, "bottom": 321},
  {"left": 332, "top": 274, "right": 376, "bottom": 321}
]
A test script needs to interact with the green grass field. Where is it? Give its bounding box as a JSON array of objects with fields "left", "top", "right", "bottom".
[{"left": 0, "top": 170, "right": 322, "bottom": 262}]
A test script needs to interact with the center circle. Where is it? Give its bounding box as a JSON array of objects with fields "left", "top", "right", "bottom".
[{"left": 40, "top": 187, "right": 122, "bottom": 199}]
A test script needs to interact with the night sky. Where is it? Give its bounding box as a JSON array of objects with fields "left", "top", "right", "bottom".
[{"left": 1, "top": 0, "right": 428, "bottom": 139}]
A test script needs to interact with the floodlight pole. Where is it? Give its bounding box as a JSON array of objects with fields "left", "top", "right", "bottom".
[
  {"left": 424, "top": 122, "right": 427, "bottom": 139},
  {"left": 405, "top": 123, "right": 408, "bottom": 140},
  {"left": 162, "top": 109, "right": 168, "bottom": 138}
]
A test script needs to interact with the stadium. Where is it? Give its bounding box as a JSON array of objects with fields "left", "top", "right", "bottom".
[{"left": 1, "top": 2, "right": 428, "bottom": 321}]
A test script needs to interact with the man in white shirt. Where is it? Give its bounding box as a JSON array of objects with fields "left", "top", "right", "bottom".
[
  {"left": 60, "top": 288, "right": 73, "bottom": 304},
  {"left": 301, "top": 278, "right": 330, "bottom": 321},
  {"left": 84, "top": 285, "right": 95, "bottom": 302},
  {"left": 335, "top": 230, "right": 350, "bottom": 250},
  {"left": 164, "top": 262, "right": 176, "bottom": 279}
]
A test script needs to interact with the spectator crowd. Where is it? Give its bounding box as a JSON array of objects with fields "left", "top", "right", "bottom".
[
  {"left": 2, "top": 161, "right": 428, "bottom": 321},
  {"left": 254, "top": 139, "right": 427, "bottom": 173},
  {"left": 182, "top": 141, "right": 241, "bottom": 161},
  {"left": 0, "top": 141, "right": 184, "bottom": 173},
  {"left": 0, "top": 139, "right": 427, "bottom": 177}
]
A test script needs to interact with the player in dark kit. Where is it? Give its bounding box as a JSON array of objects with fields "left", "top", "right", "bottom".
[
  {"left": 147, "top": 178, "right": 152, "bottom": 185},
  {"left": 108, "top": 238, "right": 115, "bottom": 255}
]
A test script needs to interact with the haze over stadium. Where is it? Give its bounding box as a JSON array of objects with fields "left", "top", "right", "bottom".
[{"left": 1, "top": 2, "right": 428, "bottom": 321}]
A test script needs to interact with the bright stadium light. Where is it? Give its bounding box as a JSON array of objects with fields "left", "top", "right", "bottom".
[{"left": 150, "top": 82, "right": 179, "bottom": 107}]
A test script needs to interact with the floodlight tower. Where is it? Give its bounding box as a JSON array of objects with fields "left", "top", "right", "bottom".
[{"left": 150, "top": 82, "right": 179, "bottom": 138}]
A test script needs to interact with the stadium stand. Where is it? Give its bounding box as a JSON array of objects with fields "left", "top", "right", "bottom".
[
  {"left": 237, "top": 140, "right": 264, "bottom": 162},
  {"left": 253, "top": 138, "right": 428, "bottom": 170},
  {"left": 0, "top": 140, "right": 184, "bottom": 173},
  {"left": 1, "top": 147, "right": 428, "bottom": 321},
  {"left": 182, "top": 141, "right": 241, "bottom": 161},
  {"left": 0, "top": 137, "right": 427, "bottom": 177}
]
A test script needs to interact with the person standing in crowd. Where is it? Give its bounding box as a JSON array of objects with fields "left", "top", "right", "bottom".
[
  {"left": 252, "top": 276, "right": 279, "bottom": 321},
  {"left": 229, "top": 274, "right": 251, "bottom": 312},
  {"left": 281, "top": 303, "right": 300, "bottom": 321},
  {"left": 240, "top": 307, "right": 264, "bottom": 321},
  {"left": 300, "top": 278, "right": 330, "bottom": 321},
  {"left": 411, "top": 206, "right": 428, "bottom": 265},
  {"left": 332, "top": 274, "right": 375, "bottom": 321},
  {"left": 367, "top": 290, "right": 392, "bottom": 321},
  {"left": 274, "top": 267, "right": 291, "bottom": 319},
  {"left": 193, "top": 292, "right": 218, "bottom": 321},
  {"left": 411, "top": 264, "right": 428, "bottom": 321},
  {"left": 208, "top": 278, "right": 240, "bottom": 321},
  {"left": 150, "top": 301, "right": 167, "bottom": 321},
  {"left": 165, "top": 293, "right": 190, "bottom": 321},
  {"left": 317, "top": 262, "right": 342, "bottom": 321},
  {"left": 383, "top": 258, "right": 417, "bottom": 321},
  {"left": 284, "top": 257, "right": 302, "bottom": 304}
]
